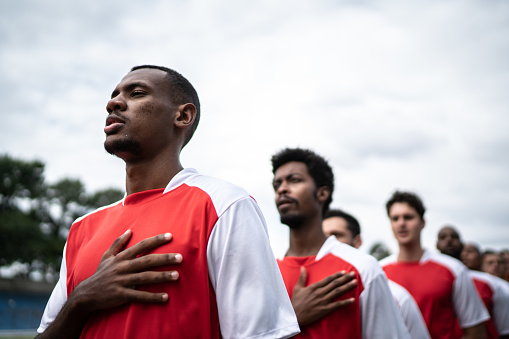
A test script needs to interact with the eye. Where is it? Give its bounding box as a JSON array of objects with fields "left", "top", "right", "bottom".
[{"left": 131, "top": 90, "right": 145, "bottom": 98}]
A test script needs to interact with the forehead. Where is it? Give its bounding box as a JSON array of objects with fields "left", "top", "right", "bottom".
[
  {"left": 389, "top": 202, "right": 418, "bottom": 216},
  {"left": 323, "top": 217, "right": 350, "bottom": 233},
  {"left": 113, "top": 68, "right": 170, "bottom": 94},
  {"left": 274, "top": 161, "right": 310, "bottom": 179},
  {"left": 438, "top": 227, "right": 459, "bottom": 238}
]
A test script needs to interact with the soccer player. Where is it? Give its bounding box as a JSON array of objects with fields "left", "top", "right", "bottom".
[
  {"left": 439, "top": 232, "right": 509, "bottom": 338},
  {"left": 36, "top": 66, "right": 299, "bottom": 338},
  {"left": 436, "top": 225, "right": 463, "bottom": 260},
  {"left": 482, "top": 250, "right": 503, "bottom": 278},
  {"left": 323, "top": 208, "right": 430, "bottom": 339},
  {"left": 381, "top": 191, "right": 489, "bottom": 339},
  {"left": 272, "top": 147, "right": 410, "bottom": 338}
]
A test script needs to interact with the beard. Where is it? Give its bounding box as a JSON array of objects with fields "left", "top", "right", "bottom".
[
  {"left": 280, "top": 212, "right": 305, "bottom": 230},
  {"left": 104, "top": 137, "right": 142, "bottom": 157}
]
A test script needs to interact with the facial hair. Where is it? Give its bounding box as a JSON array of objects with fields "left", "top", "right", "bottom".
[{"left": 104, "top": 137, "right": 142, "bottom": 157}]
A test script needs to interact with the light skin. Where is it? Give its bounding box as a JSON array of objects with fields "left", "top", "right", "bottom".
[
  {"left": 322, "top": 216, "right": 362, "bottom": 249},
  {"left": 273, "top": 161, "right": 357, "bottom": 326},
  {"left": 37, "top": 68, "right": 195, "bottom": 338},
  {"left": 481, "top": 253, "right": 502, "bottom": 277},
  {"left": 388, "top": 201, "right": 486, "bottom": 338},
  {"left": 461, "top": 243, "right": 482, "bottom": 271}
]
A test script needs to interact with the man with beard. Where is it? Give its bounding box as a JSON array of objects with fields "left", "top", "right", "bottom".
[
  {"left": 436, "top": 225, "right": 463, "bottom": 260},
  {"left": 271, "top": 147, "right": 409, "bottom": 338},
  {"left": 36, "top": 66, "right": 300, "bottom": 339}
]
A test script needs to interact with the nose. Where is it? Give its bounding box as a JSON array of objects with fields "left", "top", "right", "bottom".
[
  {"left": 276, "top": 181, "right": 289, "bottom": 195},
  {"left": 106, "top": 95, "right": 126, "bottom": 113}
]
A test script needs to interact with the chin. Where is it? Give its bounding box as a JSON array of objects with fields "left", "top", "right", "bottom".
[{"left": 280, "top": 214, "right": 304, "bottom": 229}]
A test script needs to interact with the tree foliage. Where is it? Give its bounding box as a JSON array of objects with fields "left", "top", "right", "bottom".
[{"left": 0, "top": 154, "right": 124, "bottom": 280}]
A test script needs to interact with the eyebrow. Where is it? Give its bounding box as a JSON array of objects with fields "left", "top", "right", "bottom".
[{"left": 110, "top": 81, "right": 149, "bottom": 99}]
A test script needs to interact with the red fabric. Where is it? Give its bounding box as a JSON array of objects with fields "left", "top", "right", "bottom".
[
  {"left": 66, "top": 186, "right": 221, "bottom": 339},
  {"left": 278, "top": 253, "right": 364, "bottom": 339}
]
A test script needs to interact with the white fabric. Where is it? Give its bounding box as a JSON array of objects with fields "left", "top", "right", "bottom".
[
  {"left": 469, "top": 270, "right": 509, "bottom": 335},
  {"left": 318, "top": 237, "right": 411, "bottom": 339},
  {"left": 388, "top": 279, "right": 431, "bottom": 339},
  {"left": 38, "top": 168, "right": 299, "bottom": 338},
  {"left": 380, "top": 249, "right": 490, "bottom": 329}
]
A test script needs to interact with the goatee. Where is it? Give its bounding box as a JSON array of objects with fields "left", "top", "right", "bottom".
[
  {"left": 280, "top": 214, "right": 305, "bottom": 230},
  {"left": 104, "top": 138, "right": 142, "bottom": 156}
]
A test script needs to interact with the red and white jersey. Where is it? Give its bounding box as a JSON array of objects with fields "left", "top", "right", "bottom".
[
  {"left": 388, "top": 279, "right": 431, "bottom": 339},
  {"left": 277, "top": 236, "right": 410, "bottom": 339},
  {"left": 469, "top": 270, "right": 509, "bottom": 337},
  {"left": 381, "top": 250, "right": 490, "bottom": 339},
  {"left": 38, "top": 168, "right": 299, "bottom": 339}
]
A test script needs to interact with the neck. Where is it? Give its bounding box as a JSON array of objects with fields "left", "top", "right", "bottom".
[
  {"left": 397, "top": 241, "right": 424, "bottom": 261},
  {"left": 286, "top": 214, "right": 327, "bottom": 257},
  {"left": 124, "top": 150, "right": 183, "bottom": 195}
]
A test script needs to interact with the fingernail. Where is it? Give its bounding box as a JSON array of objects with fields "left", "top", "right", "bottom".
[
  {"left": 162, "top": 294, "right": 168, "bottom": 301},
  {"left": 124, "top": 229, "right": 131, "bottom": 235},
  {"left": 175, "top": 254, "right": 183, "bottom": 262},
  {"left": 164, "top": 233, "right": 172, "bottom": 239},
  {"left": 171, "top": 271, "right": 179, "bottom": 279}
]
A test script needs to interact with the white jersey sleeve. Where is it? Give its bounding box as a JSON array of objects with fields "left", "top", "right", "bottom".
[
  {"left": 207, "top": 196, "right": 300, "bottom": 339},
  {"left": 452, "top": 261, "right": 490, "bottom": 328},
  {"left": 356, "top": 257, "right": 411, "bottom": 338},
  {"left": 388, "top": 280, "right": 431, "bottom": 339},
  {"left": 37, "top": 243, "right": 68, "bottom": 333}
]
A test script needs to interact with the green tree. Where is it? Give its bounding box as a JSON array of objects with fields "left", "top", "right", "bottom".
[{"left": 0, "top": 154, "right": 123, "bottom": 280}]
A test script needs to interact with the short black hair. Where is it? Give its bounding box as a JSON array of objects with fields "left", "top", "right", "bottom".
[
  {"left": 385, "top": 190, "right": 426, "bottom": 219},
  {"left": 271, "top": 147, "right": 334, "bottom": 216},
  {"left": 324, "top": 209, "right": 361, "bottom": 237},
  {"left": 130, "top": 65, "right": 200, "bottom": 147}
]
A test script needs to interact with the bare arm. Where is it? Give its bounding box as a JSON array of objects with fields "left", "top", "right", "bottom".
[
  {"left": 461, "top": 322, "right": 486, "bottom": 339},
  {"left": 36, "top": 230, "right": 182, "bottom": 339},
  {"left": 291, "top": 266, "right": 357, "bottom": 327}
]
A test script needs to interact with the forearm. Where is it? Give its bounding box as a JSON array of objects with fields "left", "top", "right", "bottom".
[
  {"left": 36, "top": 294, "right": 90, "bottom": 339},
  {"left": 461, "top": 323, "right": 486, "bottom": 339}
]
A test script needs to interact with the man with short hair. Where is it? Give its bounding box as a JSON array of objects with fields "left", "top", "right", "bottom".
[
  {"left": 482, "top": 250, "right": 503, "bottom": 278},
  {"left": 380, "top": 191, "right": 489, "bottom": 339},
  {"left": 323, "top": 209, "right": 363, "bottom": 249},
  {"left": 323, "top": 208, "right": 430, "bottom": 339},
  {"left": 36, "top": 66, "right": 300, "bottom": 338},
  {"left": 440, "top": 232, "right": 509, "bottom": 338},
  {"left": 436, "top": 225, "right": 463, "bottom": 260},
  {"left": 272, "top": 147, "right": 410, "bottom": 338}
]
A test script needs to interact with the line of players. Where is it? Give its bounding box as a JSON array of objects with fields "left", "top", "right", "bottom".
[{"left": 272, "top": 147, "right": 509, "bottom": 339}]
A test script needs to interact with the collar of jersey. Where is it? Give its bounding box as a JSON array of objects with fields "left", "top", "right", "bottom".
[{"left": 121, "top": 168, "right": 198, "bottom": 206}]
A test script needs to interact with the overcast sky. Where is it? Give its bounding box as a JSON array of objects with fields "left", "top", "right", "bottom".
[{"left": 1, "top": 0, "right": 508, "bottom": 258}]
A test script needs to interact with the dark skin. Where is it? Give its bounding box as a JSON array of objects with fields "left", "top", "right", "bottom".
[
  {"left": 36, "top": 68, "right": 197, "bottom": 338},
  {"left": 273, "top": 161, "right": 357, "bottom": 326}
]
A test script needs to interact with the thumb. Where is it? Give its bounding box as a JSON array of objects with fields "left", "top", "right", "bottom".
[
  {"left": 295, "top": 266, "right": 308, "bottom": 288},
  {"left": 102, "top": 229, "right": 132, "bottom": 259}
]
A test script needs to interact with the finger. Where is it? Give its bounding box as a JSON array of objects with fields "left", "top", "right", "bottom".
[
  {"left": 325, "top": 297, "right": 355, "bottom": 311},
  {"left": 121, "top": 289, "right": 170, "bottom": 303},
  {"left": 324, "top": 279, "right": 357, "bottom": 301},
  {"left": 310, "top": 270, "right": 348, "bottom": 290},
  {"left": 102, "top": 229, "right": 133, "bottom": 260},
  {"left": 128, "top": 253, "right": 183, "bottom": 271},
  {"left": 119, "top": 233, "right": 173, "bottom": 260},
  {"left": 319, "top": 271, "right": 356, "bottom": 295},
  {"left": 124, "top": 270, "right": 180, "bottom": 286}
]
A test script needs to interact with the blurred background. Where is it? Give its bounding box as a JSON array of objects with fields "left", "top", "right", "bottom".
[{"left": 1, "top": 0, "right": 508, "bottom": 335}]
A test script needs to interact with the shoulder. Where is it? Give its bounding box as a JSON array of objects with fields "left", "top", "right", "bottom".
[
  {"left": 73, "top": 199, "right": 123, "bottom": 225},
  {"left": 167, "top": 168, "right": 253, "bottom": 216},
  {"left": 423, "top": 250, "right": 467, "bottom": 277},
  {"left": 379, "top": 253, "right": 398, "bottom": 268},
  {"left": 322, "top": 238, "right": 385, "bottom": 281}
]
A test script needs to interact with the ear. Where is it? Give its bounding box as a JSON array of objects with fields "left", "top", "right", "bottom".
[
  {"left": 353, "top": 235, "right": 363, "bottom": 249},
  {"left": 316, "top": 186, "right": 330, "bottom": 205},
  {"left": 174, "top": 103, "right": 197, "bottom": 130}
]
